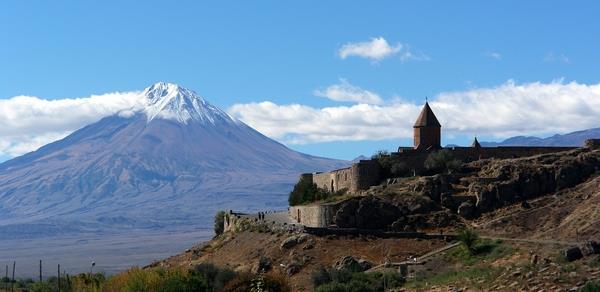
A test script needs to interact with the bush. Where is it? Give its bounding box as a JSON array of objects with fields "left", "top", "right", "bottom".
[
  {"left": 424, "top": 149, "right": 461, "bottom": 174},
  {"left": 312, "top": 266, "right": 331, "bottom": 287},
  {"left": 29, "top": 281, "right": 53, "bottom": 292},
  {"left": 373, "top": 151, "right": 412, "bottom": 178},
  {"left": 457, "top": 228, "right": 479, "bottom": 254},
  {"left": 581, "top": 280, "right": 600, "bottom": 292},
  {"left": 194, "top": 263, "right": 236, "bottom": 291},
  {"left": 313, "top": 267, "right": 404, "bottom": 292},
  {"left": 288, "top": 176, "right": 329, "bottom": 206},
  {"left": 214, "top": 211, "right": 226, "bottom": 236}
]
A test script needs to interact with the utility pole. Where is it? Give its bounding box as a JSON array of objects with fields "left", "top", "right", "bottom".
[
  {"left": 4, "top": 265, "right": 7, "bottom": 292},
  {"left": 57, "top": 264, "right": 60, "bottom": 292},
  {"left": 39, "top": 260, "right": 43, "bottom": 282},
  {"left": 11, "top": 261, "right": 15, "bottom": 292}
]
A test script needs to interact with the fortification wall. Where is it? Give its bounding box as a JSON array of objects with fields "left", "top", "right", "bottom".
[
  {"left": 223, "top": 211, "right": 239, "bottom": 233},
  {"left": 312, "top": 167, "right": 353, "bottom": 193},
  {"left": 289, "top": 204, "right": 339, "bottom": 227},
  {"left": 351, "top": 160, "right": 383, "bottom": 191}
]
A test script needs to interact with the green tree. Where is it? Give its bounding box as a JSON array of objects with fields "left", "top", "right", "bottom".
[
  {"left": 214, "top": 211, "right": 226, "bottom": 236},
  {"left": 425, "top": 149, "right": 461, "bottom": 174},
  {"left": 288, "top": 177, "right": 328, "bottom": 206}
]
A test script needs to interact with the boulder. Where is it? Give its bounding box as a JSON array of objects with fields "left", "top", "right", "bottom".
[
  {"left": 286, "top": 261, "right": 302, "bottom": 276},
  {"left": 334, "top": 199, "right": 359, "bottom": 228},
  {"left": 334, "top": 256, "right": 372, "bottom": 272},
  {"left": 457, "top": 201, "right": 476, "bottom": 219},
  {"left": 303, "top": 237, "right": 316, "bottom": 250},
  {"left": 579, "top": 240, "right": 600, "bottom": 256},
  {"left": 280, "top": 234, "right": 311, "bottom": 250},
  {"left": 251, "top": 256, "right": 272, "bottom": 273},
  {"left": 280, "top": 236, "right": 300, "bottom": 249},
  {"left": 470, "top": 183, "right": 495, "bottom": 212},
  {"left": 563, "top": 246, "right": 583, "bottom": 262}
]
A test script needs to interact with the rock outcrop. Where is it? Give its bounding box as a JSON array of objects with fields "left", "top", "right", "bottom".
[
  {"left": 334, "top": 256, "right": 372, "bottom": 272},
  {"left": 334, "top": 196, "right": 402, "bottom": 229},
  {"left": 467, "top": 149, "right": 599, "bottom": 214}
]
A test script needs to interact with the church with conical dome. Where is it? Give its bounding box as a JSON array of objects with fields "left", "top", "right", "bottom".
[{"left": 301, "top": 102, "right": 581, "bottom": 195}]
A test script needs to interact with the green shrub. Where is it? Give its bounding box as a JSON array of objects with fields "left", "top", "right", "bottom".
[
  {"left": 214, "top": 210, "right": 226, "bottom": 236},
  {"left": 425, "top": 149, "right": 461, "bottom": 174},
  {"left": 445, "top": 238, "right": 514, "bottom": 266},
  {"left": 457, "top": 228, "right": 479, "bottom": 254}
]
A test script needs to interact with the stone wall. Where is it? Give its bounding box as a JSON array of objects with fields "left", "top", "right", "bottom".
[{"left": 289, "top": 203, "right": 340, "bottom": 227}]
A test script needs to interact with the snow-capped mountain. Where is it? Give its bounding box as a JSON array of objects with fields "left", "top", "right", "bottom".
[
  {"left": 143, "top": 82, "right": 235, "bottom": 124},
  {"left": 0, "top": 83, "right": 348, "bottom": 236}
]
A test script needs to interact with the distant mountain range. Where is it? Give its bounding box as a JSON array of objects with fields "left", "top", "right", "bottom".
[
  {"left": 480, "top": 128, "right": 600, "bottom": 147},
  {"left": 0, "top": 83, "right": 348, "bottom": 237}
]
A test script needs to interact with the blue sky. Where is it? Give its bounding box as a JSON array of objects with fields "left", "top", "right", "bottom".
[{"left": 1, "top": 1, "right": 600, "bottom": 160}]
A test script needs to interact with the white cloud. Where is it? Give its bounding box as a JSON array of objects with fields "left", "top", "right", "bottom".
[
  {"left": 313, "top": 79, "right": 383, "bottom": 104},
  {"left": 0, "top": 91, "right": 145, "bottom": 158},
  {"left": 229, "top": 80, "right": 600, "bottom": 144},
  {"left": 338, "top": 37, "right": 427, "bottom": 62},
  {"left": 544, "top": 52, "right": 570, "bottom": 64},
  {"left": 485, "top": 51, "right": 502, "bottom": 60}
]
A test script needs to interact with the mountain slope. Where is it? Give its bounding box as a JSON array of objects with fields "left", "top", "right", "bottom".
[
  {"left": 0, "top": 83, "right": 347, "bottom": 235},
  {"left": 481, "top": 127, "right": 600, "bottom": 147}
]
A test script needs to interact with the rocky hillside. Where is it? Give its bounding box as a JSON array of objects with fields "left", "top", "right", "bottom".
[{"left": 148, "top": 146, "right": 600, "bottom": 290}]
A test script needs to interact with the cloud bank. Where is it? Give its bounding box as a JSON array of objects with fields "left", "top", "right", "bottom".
[
  {"left": 314, "top": 79, "right": 383, "bottom": 104},
  {"left": 229, "top": 80, "right": 600, "bottom": 144},
  {"left": 1, "top": 80, "right": 599, "bottom": 159},
  {"left": 0, "top": 91, "right": 144, "bottom": 157},
  {"left": 338, "top": 37, "right": 428, "bottom": 62}
]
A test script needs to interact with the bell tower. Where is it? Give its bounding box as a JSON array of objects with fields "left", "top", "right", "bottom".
[{"left": 413, "top": 102, "right": 441, "bottom": 150}]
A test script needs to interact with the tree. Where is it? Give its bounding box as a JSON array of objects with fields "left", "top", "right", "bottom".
[
  {"left": 214, "top": 211, "right": 226, "bottom": 236},
  {"left": 424, "top": 149, "right": 461, "bottom": 174},
  {"left": 288, "top": 177, "right": 328, "bottom": 206},
  {"left": 371, "top": 149, "right": 389, "bottom": 160}
]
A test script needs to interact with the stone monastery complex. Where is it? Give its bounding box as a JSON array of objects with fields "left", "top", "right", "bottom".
[{"left": 301, "top": 102, "right": 577, "bottom": 194}]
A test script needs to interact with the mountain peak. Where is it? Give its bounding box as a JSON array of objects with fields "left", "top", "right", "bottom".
[{"left": 142, "top": 82, "right": 234, "bottom": 125}]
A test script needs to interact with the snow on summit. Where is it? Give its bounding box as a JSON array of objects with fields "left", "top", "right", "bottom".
[{"left": 142, "top": 82, "right": 235, "bottom": 125}]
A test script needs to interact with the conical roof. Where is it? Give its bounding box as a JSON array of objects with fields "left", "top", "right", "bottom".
[
  {"left": 472, "top": 137, "right": 481, "bottom": 148},
  {"left": 413, "top": 102, "right": 441, "bottom": 127}
]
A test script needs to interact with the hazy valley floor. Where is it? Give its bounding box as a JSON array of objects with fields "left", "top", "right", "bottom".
[{"left": 0, "top": 227, "right": 212, "bottom": 278}]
